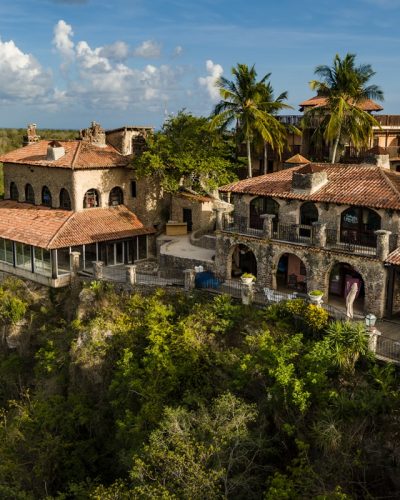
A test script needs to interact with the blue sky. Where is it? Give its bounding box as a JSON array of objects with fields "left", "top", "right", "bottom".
[{"left": 0, "top": 0, "right": 399, "bottom": 129}]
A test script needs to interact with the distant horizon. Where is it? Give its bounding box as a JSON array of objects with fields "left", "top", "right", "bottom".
[{"left": 0, "top": 0, "right": 399, "bottom": 129}]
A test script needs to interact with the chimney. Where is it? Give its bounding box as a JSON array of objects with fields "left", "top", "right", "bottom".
[
  {"left": 47, "top": 140, "right": 65, "bottom": 161},
  {"left": 80, "top": 121, "right": 106, "bottom": 147},
  {"left": 292, "top": 163, "right": 328, "bottom": 194},
  {"left": 23, "top": 123, "right": 40, "bottom": 146}
]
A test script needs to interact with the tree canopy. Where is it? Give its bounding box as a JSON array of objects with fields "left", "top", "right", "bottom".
[
  {"left": 210, "top": 63, "right": 292, "bottom": 178},
  {"left": 303, "top": 53, "right": 384, "bottom": 163},
  {"left": 134, "top": 111, "right": 238, "bottom": 195}
]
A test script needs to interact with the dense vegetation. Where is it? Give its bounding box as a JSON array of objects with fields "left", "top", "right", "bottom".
[{"left": 0, "top": 278, "right": 398, "bottom": 498}]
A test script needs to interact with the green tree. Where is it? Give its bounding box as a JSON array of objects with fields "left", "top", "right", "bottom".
[
  {"left": 210, "top": 63, "right": 289, "bottom": 178},
  {"left": 135, "top": 111, "right": 237, "bottom": 194},
  {"left": 303, "top": 53, "right": 383, "bottom": 163}
]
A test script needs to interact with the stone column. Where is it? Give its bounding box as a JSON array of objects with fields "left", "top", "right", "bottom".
[
  {"left": 126, "top": 265, "right": 137, "bottom": 286},
  {"left": 260, "top": 214, "right": 275, "bottom": 239},
  {"left": 241, "top": 282, "right": 254, "bottom": 305},
  {"left": 368, "top": 327, "right": 381, "bottom": 353},
  {"left": 184, "top": 269, "right": 196, "bottom": 291},
  {"left": 213, "top": 208, "right": 225, "bottom": 231},
  {"left": 375, "top": 230, "right": 391, "bottom": 260},
  {"left": 312, "top": 222, "right": 327, "bottom": 247},
  {"left": 70, "top": 252, "right": 80, "bottom": 275},
  {"left": 51, "top": 249, "right": 58, "bottom": 279},
  {"left": 92, "top": 261, "right": 104, "bottom": 279}
]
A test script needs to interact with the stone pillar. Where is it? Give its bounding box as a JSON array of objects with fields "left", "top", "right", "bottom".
[
  {"left": 70, "top": 252, "right": 80, "bottom": 275},
  {"left": 126, "top": 265, "right": 137, "bottom": 286},
  {"left": 184, "top": 269, "right": 196, "bottom": 291},
  {"left": 375, "top": 230, "right": 391, "bottom": 260},
  {"left": 92, "top": 261, "right": 104, "bottom": 279},
  {"left": 260, "top": 214, "right": 275, "bottom": 239},
  {"left": 368, "top": 327, "right": 381, "bottom": 353},
  {"left": 241, "top": 282, "right": 254, "bottom": 305},
  {"left": 51, "top": 249, "right": 58, "bottom": 279},
  {"left": 312, "top": 222, "right": 327, "bottom": 247},
  {"left": 213, "top": 208, "right": 225, "bottom": 231}
]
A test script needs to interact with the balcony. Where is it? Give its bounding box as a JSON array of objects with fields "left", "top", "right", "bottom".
[{"left": 222, "top": 215, "right": 383, "bottom": 257}]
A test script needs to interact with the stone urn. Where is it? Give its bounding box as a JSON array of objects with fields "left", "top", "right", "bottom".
[
  {"left": 308, "top": 290, "right": 324, "bottom": 305},
  {"left": 240, "top": 274, "right": 255, "bottom": 285}
]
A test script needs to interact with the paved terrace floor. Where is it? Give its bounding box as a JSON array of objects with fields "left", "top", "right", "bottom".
[{"left": 157, "top": 234, "right": 215, "bottom": 264}]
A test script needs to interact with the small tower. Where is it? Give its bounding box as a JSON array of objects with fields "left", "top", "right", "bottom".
[
  {"left": 23, "top": 124, "right": 40, "bottom": 146},
  {"left": 79, "top": 121, "right": 106, "bottom": 147}
]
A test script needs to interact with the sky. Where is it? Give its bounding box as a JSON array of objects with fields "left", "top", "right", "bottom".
[{"left": 0, "top": 0, "right": 400, "bottom": 129}]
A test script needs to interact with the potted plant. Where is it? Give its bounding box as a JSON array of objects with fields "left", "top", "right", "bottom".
[
  {"left": 308, "top": 289, "right": 324, "bottom": 305},
  {"left": 241, "top": 272, "right": 256, "bottom": 285}
]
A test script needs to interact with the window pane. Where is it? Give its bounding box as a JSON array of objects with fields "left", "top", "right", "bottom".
[
  {"left": 5, "top": 240, "right": 13, "bottom": 264},
  {"left": 138, "top": 235, "right": 147, "bottom": 260},
  {"left": 0, "top": 238, "right": 5, "bottom": 262}
]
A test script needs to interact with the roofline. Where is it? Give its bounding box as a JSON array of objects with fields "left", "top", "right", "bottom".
[{"left": 106, "top": 126, "right": 154, "bottom": 134}]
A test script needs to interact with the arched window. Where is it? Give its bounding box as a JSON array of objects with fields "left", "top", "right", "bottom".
[
  {"left": 300, "top": 202, "right": 318, "bottom": 226},
  {"left": 42, "top": 186, "right": 52, "bottom": 207},
  {"left": 83, "top": 189, "right": 99, "bottom": 208},
  {"left": 249, "top": 197, "right": 279, "bottom": 231},
  {"left": 340, "top": 207, "right": 381, "bottom": 247},
  {"left": 25, "top": 184, "right": 35, "bottom": 204},
  {"left": 59, "top": 188, "right": 71, "bottom": 210},
  {"left": 10, "top": 182, "right": 19, "bottom": 201},
  {"left": 109, "top": 186, "right": 124, "bottom": 206}
]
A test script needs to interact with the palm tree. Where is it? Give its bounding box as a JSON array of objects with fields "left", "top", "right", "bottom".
[
  {"left": 303, "top": 53, "right": 384, "bottom": 163},
  {"left": 210, "top": 63, "right": 290, "bottom": 178},
  {"left": 256, "top": 82, "right": 299, "bottom": 174}
]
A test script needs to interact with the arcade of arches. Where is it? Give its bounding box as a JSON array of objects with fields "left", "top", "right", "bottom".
[
  {"left": 230, "top": 244, "right": 257, "bottom": 278},
  {"left": 217, "top": 235, "right": 386, "bottom": 317}
]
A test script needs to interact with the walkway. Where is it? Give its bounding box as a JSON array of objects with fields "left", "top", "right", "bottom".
[{"left": 158, "top": 234, "right": 215, "bottom": 264}]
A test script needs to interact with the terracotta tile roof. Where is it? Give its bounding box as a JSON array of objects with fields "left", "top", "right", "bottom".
[
  {"left": 299, "top": 95, "right": 383, "bottom": 112},
  {"left": 175, "top": 192, "right": 213, "bottom": 203},
  {"left": 386, "top": 248, "right": 400, "bottom": 265},
  {"left": 219, "top": 163, "right": 400, "bottom": 210},
  {"left": 0, "top": 201, "right": 153, "bottom": 249},
  {"left": 0, "top": 140, "right": 129, "bottom": 169},
  {"left": 284, "top": 154, "right": 310, "bottom": 164}
]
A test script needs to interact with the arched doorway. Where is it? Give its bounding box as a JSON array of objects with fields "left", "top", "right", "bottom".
[
  {"left": 340, "top": 207, "right": 380, "bottom": 247},
  {"left": 276, "top": 253, "right": 307, "bottom": 292},
  {"left": 83, "top": 189, "right": 100, "bottom": 208},
  {"left": 41, "top": 186, "right": 52, "bottom": 207},
  {"left": 300, "top": 202, "right": 318, "bottom": 238},
  {"left": 59, "top": 188, "right": 71, "bottom": 210},
  {"left": 109, "top": 186, "right": 124, "bottom": 206},
  {"left": 25, "top": 184, "right": 35, "bottom": 204},
  {"left": 249, "top": 197, "right": 279, "bottom": 231},
  {"left": 328, "top": 262, "right": 365, "bottom": 314},
  {"left": 10, "top": 182, "right": 19, "bottom": 201},
  {"left": 231, "top": 244, "right": 257, "bottom": 278}
]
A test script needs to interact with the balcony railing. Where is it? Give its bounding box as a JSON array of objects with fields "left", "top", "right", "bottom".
[
  {"left": 222, "top": 215, "right": 386, "bottom": 257},
  {"left": 326, "top": 228, "right": 377, "bottom": 256}
]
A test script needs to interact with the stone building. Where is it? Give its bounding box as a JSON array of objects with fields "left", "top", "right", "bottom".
[
  {"left": 216, "top": 162, "right": 400, "bottom": 318},
  {"left": 0, "top": 122, "right": 164, "bottom": 287}
]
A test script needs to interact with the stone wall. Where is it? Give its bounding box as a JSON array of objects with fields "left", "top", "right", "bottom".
[
  {"left": 215, "top": 231, "right": 388, "bottom": 317},
  {"left": 230, "top": 194, "right": 400, "bottom": 232},
  {"left": 159, "top": 253, "right": 215, "bottom": 273},
  {"left": 4, "top": 164, "right": 74, "bottom": 208},
  {"left": 170, "top": 195, "right": 215, "bottom": 232}
]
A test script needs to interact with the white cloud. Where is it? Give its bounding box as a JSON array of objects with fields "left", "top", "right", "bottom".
[
  {"left": 53, "top": 20, "right": 74, "bottom": 60},
  {"left": 0, "top": 38, "right": 53, "bottom": 102},
  {"left": 198, "top": 59, "right": 223, "bottom": 102},
  {"left": 174, "top": 45, "right": 183, "bottom": 57},
  {"left": 134, "top": 40, "right": 161, "bottom": 58},
  {"left": 99, "top": 41, "right": 130, "bottom": 61}
]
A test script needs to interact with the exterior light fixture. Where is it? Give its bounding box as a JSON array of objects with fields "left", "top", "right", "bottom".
[{"left": 365, "top": 313, "right": 377, "bottom": 328}]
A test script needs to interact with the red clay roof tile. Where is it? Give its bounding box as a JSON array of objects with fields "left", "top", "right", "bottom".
[
  {"left": 0, "top": 140, "right": 129, "bottom": 169},
  {"left": 219, "top": 163, "right": 400, "bottom": 210},
  {"left": 299, "top": 95, "right": 383, "bottom": 112},
  {"left": 0, "top": 201, "right": 153, "bottom": 249}
]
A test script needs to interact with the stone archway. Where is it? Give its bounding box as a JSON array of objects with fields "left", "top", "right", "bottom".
[
  {"left": 228, "top": 243, "right": 258, "bottom": 279},
  {"left": 276, "top": 252, "right": 307, "bottom": 292},
  {"left": 328, "top": 262, "right": 365, "bottom": 314}
]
